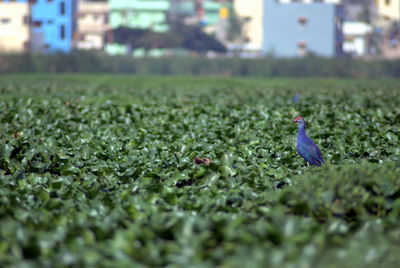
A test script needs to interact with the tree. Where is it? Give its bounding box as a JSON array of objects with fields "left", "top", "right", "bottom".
[
  {"left": 171, "top": 23, "right": 227, "bottom": 53},
  {"left": 108, "top": 27, "right": 182, "bottom": 52},
  {"left": 108, "top": 24, "right": 227, "bottom": 54}
]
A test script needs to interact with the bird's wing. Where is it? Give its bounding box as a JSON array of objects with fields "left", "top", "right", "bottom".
[{"left": 298, "top": 136, "right": 324, "bottom": 165}]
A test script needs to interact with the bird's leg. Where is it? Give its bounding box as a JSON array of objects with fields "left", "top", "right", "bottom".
[{"left": 306, "top": 162, "right": 310, "bottom": 166}]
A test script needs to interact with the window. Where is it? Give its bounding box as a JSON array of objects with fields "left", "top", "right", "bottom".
[
  {"left": 1, "top": 18, "right": 11, "bottom": 24},
  {"left": 60, "top": 25, "right": 65, "bottom": 40},
  {"left": 297, "top": 16, "right": 308, "bottom": 29},
  {"left": 32, "top": 20, "right": 42, "bottom": 27},
  {"left": 60, "top": 2, "right": 65, "bottom": 15},
  {"left": 296, "top": 41, "right": 307, "bottom": 56}
]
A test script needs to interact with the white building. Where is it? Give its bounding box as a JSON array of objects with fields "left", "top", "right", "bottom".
[
  {"left": 233, "top": 0, "right": 263, "bottom": 52},
  {"left": 373, "top": 0, "right": 400, "bottom": 29},
  {"left": 0, "top": 2, "right": 30, "bottom": 52},
  {"left": 76, "top": 0, "right": 110, "bottom": 50},
  {"left": 279, "top": 0, "right": 341, "bottom": 3},
  {"left": 342, "top": 21, "right": 372, "bottom": 56}
]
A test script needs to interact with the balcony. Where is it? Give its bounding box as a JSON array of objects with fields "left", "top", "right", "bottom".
[
  {"left": 78, "top": 2, "right": 109, "bottom": 14},
  {"left": 77, "top": 24, "right": 110, "bottom": 34}
]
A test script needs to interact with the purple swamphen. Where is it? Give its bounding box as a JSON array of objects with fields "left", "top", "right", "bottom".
[
  {"left": 293, "top": 117, "right": 324, "bottom": 167},
  {"left": 292, "top": 92, "right": 299, "bottom": 103}
]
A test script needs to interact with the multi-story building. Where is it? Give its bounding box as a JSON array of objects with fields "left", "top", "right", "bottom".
[
  {"left": 233, "top": 0, "right": 263, "bottom": 52},
  {"left": 262, "top": 0, "right": 343, "bottom": 57},
  {"left": 108, "top": 0, "right": 170, "bottom": 32},
  {"left": 0, "top": 0, "right": 30, "bottom": 52},
  {"left": 373, "top": 0, "right": 400, "bottom": 29},
  {"left": 106, "top": 0, "right": 171, "bottom": 55},
  {"left": 0, "top": 0, "right": 77, "bottom": 53},
  {"left": 233, "top": 0, "right": 343, "bottom": 57},
  {"left": 342, "top": 21, "right": 372, "bottom": 56},
  {"left": 30, "top": 0, "right": 77, "bottom": 52},
  {"left": 76, "top": 0, "right": 109, "bottom": 50},
  {"left": 372, "top": 0, "right": 400, "bottom": 58},
  {"left": 1, "top": 0, "right": 229, "bottom": 54},
  {"left": 197, "top": 1, "right": 231, "bottom": 43},
  {"left": 280, "top": 0, "right": 341, "bottom": 3},
  {"left": 108, "top": 0, "right": 226, "bottom": 33},
  {"left": 106, "top": 0, "right": 229, "bottom": 55}
]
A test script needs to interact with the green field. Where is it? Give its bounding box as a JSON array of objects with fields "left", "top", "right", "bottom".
[{"left": 1, "top": 74, "right": 400, "bottom": 267}]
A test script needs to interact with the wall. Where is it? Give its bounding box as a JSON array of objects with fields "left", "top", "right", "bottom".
[
  {"left": 108, "top": 0, "right": 170, "bottom": 32},
  {"left": 280, "top": 0, "right": 341, "bottom": 3},
  {"left": 375, "top": 0, "right": 400, "bottom": 28},
  {"left": 76, "top": 0, "right": 109, "bottom": 50},
  {"left": 106, "top": 0, "right": 171, "bottom": 55},
  {"left": 234, "top": 0, "right": 263, "bottom": 49},
  {"left": 0, "top": 2, "right": 30, "bottom": 52},
  {"left": 376, "top": 0, "right": 400, "bottom": 20},
  {"left": 263, "top": 0, "right": 336, "bottom": 57},
  {"left": 31, "top": 0, "right": 77, "bottom": 52}
]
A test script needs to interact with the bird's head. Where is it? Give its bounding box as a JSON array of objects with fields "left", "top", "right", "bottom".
[{"left": 293, "top": 116, "right": 304, "bottom": 124}]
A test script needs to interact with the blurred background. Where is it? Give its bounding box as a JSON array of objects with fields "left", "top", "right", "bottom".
[{"left": 0, "top": 0, "right": 399, "bottom": 75}]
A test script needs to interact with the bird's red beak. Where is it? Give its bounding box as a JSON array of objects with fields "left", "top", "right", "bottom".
[{"left": 293, "top": 117, "right": 301, "bottom": 123}]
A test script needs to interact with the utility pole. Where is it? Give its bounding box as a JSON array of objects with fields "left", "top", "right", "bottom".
[{"left": 170, "top": 0, "right": 177, "bottom": 23}]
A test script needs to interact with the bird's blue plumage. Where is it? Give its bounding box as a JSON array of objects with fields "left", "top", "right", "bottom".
[
  {"left": 292, "top": 92, "right": 299, "bottom": 103},
  {"left": 294, "top": 117, "right": 324, "bottom": 167}
]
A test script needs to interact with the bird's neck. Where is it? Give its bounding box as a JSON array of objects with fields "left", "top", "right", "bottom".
[{"left": 297, "top": 122, "right": 306, "bottom": 138}]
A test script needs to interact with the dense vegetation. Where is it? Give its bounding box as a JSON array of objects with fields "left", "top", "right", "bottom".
[
  {"left": 1, "top": 53, "right": 400, "bottom": 78},
  {"left": 0, "top": 75, "right": 400, "bottom": 267}
]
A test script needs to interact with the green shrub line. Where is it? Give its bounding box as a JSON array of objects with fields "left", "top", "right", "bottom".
[{"left": 1, "top": 52, "right": 400, "bottom": 78}]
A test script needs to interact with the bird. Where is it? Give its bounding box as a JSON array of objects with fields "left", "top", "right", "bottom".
[
  {"left": 293, "top": 116, "right": 324, "bottom": 167},
  {"left": 292, "top": 92, "right": 299, "bottom": 103}
]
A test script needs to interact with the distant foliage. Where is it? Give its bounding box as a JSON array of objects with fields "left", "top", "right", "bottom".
[
  {"left": 109, "top": 24, "right": 226, "bottom": 53},
  {"left": 0, "top": 52, "right": 400, "bottom": 78}
]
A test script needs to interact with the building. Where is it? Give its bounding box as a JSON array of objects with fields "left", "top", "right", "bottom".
[
  {"left": 108, "top": 0, "right": 170, "bottom": 32},
  {"left": 197, "top": 1, "right": 231, "bottom": 43},
  {"left": 233, "top": 0, "right": 263, "bottom": 52},
  {"left": 30, "top": 0, "right": 77, "bottom": 52},
  {"left": 373, "top": 0, "right": 400, "bottom": 29},
  {"left": 76, "top": 0, "right": 109, "bottom": 50},
  {"left": 262, "top": 0, "right": 343, "bottom": 57},
  {"left": 106, "top": 0, "right": 229, "bottom": 56},
  {"left": 106, "top": 0, "right": 170, "bottom": 55},
  {"left": 108, "top": 0, "right": 227, "bottom": 33},
  {"left": 232, "top": 0, "right": 343, "bottom": 55},
  {"left": 342, "top": 21, "right": 372, "bottom": 56},
  {"left": 280, "top": 0, "right": 341, "bottom": 3},
  {"left": 372, "top": 0, "right": 400, "bottom": 58},
  {"left": 0, "top": 1, "right": 30, "bottom": 52},
  {"left": 0, "top": 0, "right": 77, "bottom": 53}
]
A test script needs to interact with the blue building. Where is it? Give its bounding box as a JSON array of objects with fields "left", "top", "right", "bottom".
[
  {"left": 263, "top": 0, "right": 343, "bottom": 57},
  {"left": 30, "top": 0, "right": 77, "bottom": 52},
  {"left": 6, "top": 0, "right": 77, "bottom": 52}
]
